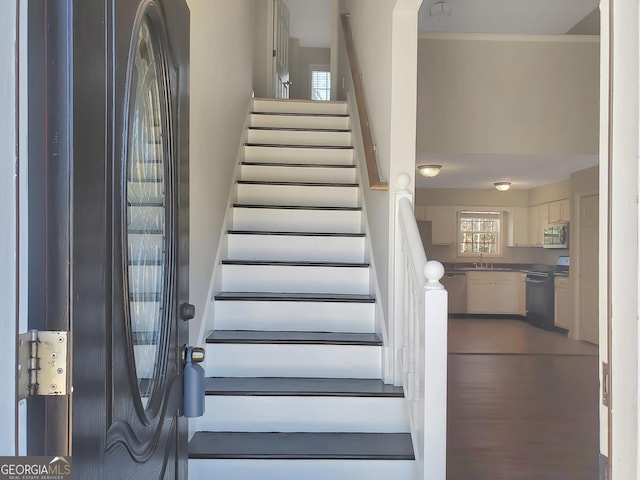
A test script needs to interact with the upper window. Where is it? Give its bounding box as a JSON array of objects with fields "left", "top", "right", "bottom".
[
  {"left": 311, "top": 70, "right": 331, "bottom": 101},
  {"left": 458, "top": 211, "right": 502, "bottom": 256}
]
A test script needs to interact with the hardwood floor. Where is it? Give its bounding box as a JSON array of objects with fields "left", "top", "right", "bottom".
[{"left": 447, "top": 318, "right": 599, "bottom": 480}]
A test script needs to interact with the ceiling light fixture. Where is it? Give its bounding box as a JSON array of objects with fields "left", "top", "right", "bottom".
[
  {"left": 429, "top": 1, "right": 451, "bottom": 17},
  {"left": 494, "top": 182, "right": 512, "bottom": 192},
  {"left": 417, "top": 164, "right": 442, "bottom": 178}
]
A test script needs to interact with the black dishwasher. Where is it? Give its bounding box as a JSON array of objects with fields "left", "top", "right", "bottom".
[{"left": 525, "top": 271, "right": 556, "bottom": 330}]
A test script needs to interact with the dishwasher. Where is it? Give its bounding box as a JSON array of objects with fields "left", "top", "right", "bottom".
[
  {"left": 525, "top": 271, "right": 556, "bottom": 330},
  {"left": 441, "top": 272, "right": 467, "bottom": 314}
]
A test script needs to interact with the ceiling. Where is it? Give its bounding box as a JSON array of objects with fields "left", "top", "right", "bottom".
[{"left": 282, "top": 0, "right": 601, "bottom": 191}]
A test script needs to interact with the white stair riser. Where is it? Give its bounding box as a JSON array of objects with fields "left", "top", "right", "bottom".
[
  {"left": 237, "top": 184, "right": 359, "bottom": 208},
  {"left": 251, "top": 113, "right": 350, "bottom": 130},
  {"left": 195, "top": 396, "right": 409, "bottom": 433},
  {"left": 189, "top": 459, "right": 415, "bottom": 480},
  {"left": 128, "top": 206, "right": 164, "bottom": 230},
  {"left": 133, "top": 345, "right": 158, "bottom": 378},
  {"left": 253, "top": 99, "right": 347, "bottom": 115},
  {"left": 227, "top": 234, "right": 366, "bottom": 263},
  {"left": 205, "top": 344, "right": 382, "bottom": 378},
  {"left": 232, "top": 207, "right": 362, "bottom": 234},
  {"left": 214, "top": 301, "right": 375, "bottom": 333},
  {"left": 244, "top": 145, "right": 353, "bottom": 165},
  {"left": 220, "top": 264, "right": 370, "bottom": 294},
  {"left": 248, "top": 129, "right": 352, "bottom": 147},
  {"left": 240, "top": 164, "right": 356, "bottom": 184}
]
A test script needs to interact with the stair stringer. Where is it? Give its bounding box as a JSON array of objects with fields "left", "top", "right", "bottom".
[
  {"left": 192, "top": 96, "right": 255, "bottom": 395},
  {"left": 343, "top": 93, "right": 394, "bottom": 385}
]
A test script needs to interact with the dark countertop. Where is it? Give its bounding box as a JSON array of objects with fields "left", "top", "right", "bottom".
[{"left": 442, "top": 262, "right": 569, "bottom": 276}]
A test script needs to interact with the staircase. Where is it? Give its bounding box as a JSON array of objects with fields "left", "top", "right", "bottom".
[{"left": 188, "top": 98, "right": 415, "bottom": 480}]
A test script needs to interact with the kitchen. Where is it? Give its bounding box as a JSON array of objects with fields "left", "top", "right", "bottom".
[{"left": 414, "top": 166, "right": 599, "bottom": 344}]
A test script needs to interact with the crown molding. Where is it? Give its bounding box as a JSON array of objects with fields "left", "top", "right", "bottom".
[{"left": 418, "top": 31, "right": 600, "bottom": 43}]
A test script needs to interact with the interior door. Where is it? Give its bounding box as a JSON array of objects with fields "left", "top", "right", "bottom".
[
  {"left": 273, "top": 0, "right": 290, "bottom": 98},
  {"left": 72, "top": 1, "right": 190, "bottom": 478}
]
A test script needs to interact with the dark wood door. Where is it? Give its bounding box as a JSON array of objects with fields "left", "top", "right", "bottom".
[{"left": 71, "top": 1, "right": 190, "bottom": 478}]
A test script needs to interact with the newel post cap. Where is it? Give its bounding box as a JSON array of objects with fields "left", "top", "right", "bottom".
[
  {"left": 424, "top": 260, "right": 444, "bottom": 289},
  {"left": 395, "top": 172, "right": 411, "bottom": 191}
]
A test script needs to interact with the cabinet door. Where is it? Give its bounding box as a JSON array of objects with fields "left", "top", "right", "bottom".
[
  {"left": 425, "top": 206, "right": 456, "bottom": 245},
  {"left": 529, "top": 204, "right": 549, "bottom": 246},
  {"left": 467, "top": 272, "right": 520, "bottom": 314},
  {"left": 554, "top": 277, "right": 572, "bottom": 330},
  {"left": 549, "top": 201, "right": 562, "bottom": 223},
  {"left": 507, "top": 207, "right": 530, "bottom": 246},
  {"left": 441, "top": 273, "right": 467, "bottom": 314},
  {"left": 560, "top": 198, "right": 571, "bottom": 221}
]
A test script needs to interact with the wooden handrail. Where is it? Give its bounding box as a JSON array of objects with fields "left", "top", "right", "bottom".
[{"left": 341, "top": 14, "right": 388, "bottom": 191}]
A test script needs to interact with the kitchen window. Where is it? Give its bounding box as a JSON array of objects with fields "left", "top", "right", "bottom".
[{"left": 458, "top": 211, "right": 502, "bottom": 256}]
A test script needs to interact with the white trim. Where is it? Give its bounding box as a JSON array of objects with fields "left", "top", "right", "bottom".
[
  {"left": 418, "top": 31, "right": 600, "bottom": 43},
  {"left": 0, "top": 0, "right": 18, "bottom": 457},
  {"left": 330, "top": 0, "right": 339, "bottom": 101},
  {"left": 609, "top": 0, "right": 640, "bottom": 477}
]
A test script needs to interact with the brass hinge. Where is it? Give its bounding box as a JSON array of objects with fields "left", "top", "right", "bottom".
[
  {"left": 602, "top": 361, "right": 610, "bottom": 407},
  {"left": 18, "top": 330, "right": 70, "bottom": 400}
]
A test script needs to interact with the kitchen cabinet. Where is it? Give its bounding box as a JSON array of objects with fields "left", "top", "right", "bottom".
[
  {"left": 441, "top": 272, "right": 467, "bottom": 314},
  {"left": 554, "top": 276, "right": 572, "bottom": 330},
  {"left": 424, "top": 206, "right": 457, "bottom": 245},
  {"left": 507, "top": 207, "right": 530, "bottom": 247},
  {"left": 518, "top": 272, "right": 526, "bottom": 316},
  {"left": 529, "top": 204, "right": 549, "bottom": 246},
  {"left": 467, "top": 271, "right": 522, "bottom": 315},
  {"left": 548, "top": 199, "right": 571, "bottom": 223}
]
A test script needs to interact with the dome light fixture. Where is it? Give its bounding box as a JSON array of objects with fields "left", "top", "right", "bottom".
[
  {"left": 494, "top": 181, "right": 512, "bottom": 192},
  {"left": 417, "top": 164, "right": 442, "bottom": 178}
]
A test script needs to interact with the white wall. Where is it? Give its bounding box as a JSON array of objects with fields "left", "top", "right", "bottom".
[
  {"left": 0, "top": 0, "right": 17, "bottom": 455},
  {"left": 187, "top": 0, "right": 255, "bottom": 346},
  {"left": 339, "top": 0, "right": 422, "bottom": 323},
  {"left": 417, "top": 34, "right": 600, "bottom": 156}
]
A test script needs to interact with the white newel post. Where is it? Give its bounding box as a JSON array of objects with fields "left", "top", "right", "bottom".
[
  {"left": 393, "top": 173, "right": 413, "bottom": 386},
  {"left": 422, "top": 261, "right": 447, "bottom": 480}
]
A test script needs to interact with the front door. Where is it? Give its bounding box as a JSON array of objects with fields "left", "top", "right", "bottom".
[{"left": 71, "top": 1, "right": 190, "bottom": 477}]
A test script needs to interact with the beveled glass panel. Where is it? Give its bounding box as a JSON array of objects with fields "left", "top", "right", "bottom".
[{"left": 125, "top": 19, "right": 167, "bottom": 406}]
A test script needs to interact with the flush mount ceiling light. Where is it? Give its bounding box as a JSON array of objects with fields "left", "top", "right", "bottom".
[
  {"left": 494, "top": 182, "right": 512, "bottom": 192},
  {"left": 417, "top": 164, "right": 442, "bottom": 178}
]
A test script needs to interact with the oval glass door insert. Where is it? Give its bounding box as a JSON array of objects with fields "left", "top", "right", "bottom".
[{"left": 125, "top": 18, "right": 169, "bottom": 408}]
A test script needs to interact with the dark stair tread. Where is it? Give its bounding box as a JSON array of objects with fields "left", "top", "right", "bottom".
[
  {"left": 221, "top": 260, "right": 369, "bottom": 268},
  {"left": 206, "top": 330, "right": 382, "bottom": 346},
  {"left": 245, "top": 143, "right": 353, "bottom": 150},
  {"left": 189, "top": 432, "right": 414, "bottom": 460},
  {"left": 227, "top": 230, "right": 365, "bottom": 237},
  {"left": 233, "top": 203, "right": 361, "bottom": 211},
  {"left": 242, "top": 161, "right": 356, "bottom": 169},
  {"left": 248, "top": 126, "right": 351, "bottom": 133},
  {"left": 204, "top": 377, "right": 404, "bottom": 397},
  {"left": 237, "top": 180, "right": 358, "bottom": 187},
  {"left": 214, "top": 292, "right": 375, "bottom": 303},
  {"left": 251, "top": 111, "right": 349, "bottom": 118}
]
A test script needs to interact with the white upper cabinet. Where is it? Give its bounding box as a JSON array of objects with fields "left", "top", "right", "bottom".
[
  {"left": 424, "top": 206, "right": 457, "bottom": 245},
  {"left": 548, "top": 198, "right": 571, "bottom": 223}
]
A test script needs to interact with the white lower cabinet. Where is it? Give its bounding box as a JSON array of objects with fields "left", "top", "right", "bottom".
[
  {"left": 554, "top": 276, "right": 572, "bottom": 330},
  {"left": 441, "top": 272, "right": 467, "bottom": 314},
  {"left": 467, "top": 271, "right": 524, "bottom": 315}
]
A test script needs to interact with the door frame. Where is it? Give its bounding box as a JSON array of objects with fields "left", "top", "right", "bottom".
[
  {"left": 0, "top": 0, "right": 19, "bottom": 456},
  {"left": 603, "top": 0, "right": 640, "bottom": 477}
]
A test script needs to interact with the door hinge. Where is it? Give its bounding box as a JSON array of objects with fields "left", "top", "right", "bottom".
[
  {"left": 602, "top": 361, "right": 610, "bottom": 407},
  {"left": 273, "top": 49, "right": 277, "bottom": 57},
  {"left": 18, "top": 330, "right": 70, "bottom": 400}
]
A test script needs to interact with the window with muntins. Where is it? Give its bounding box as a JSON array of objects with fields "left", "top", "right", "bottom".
[{"left": 458, "top": 211, "right": 502, "bottom": 256}]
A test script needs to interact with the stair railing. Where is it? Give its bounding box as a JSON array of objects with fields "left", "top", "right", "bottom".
[
  {"left": 393, "top": 173, "right": 447, "bottom": 480},
  {"left": 340, "top": 14, "right": 388, "bottom": 191}
]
